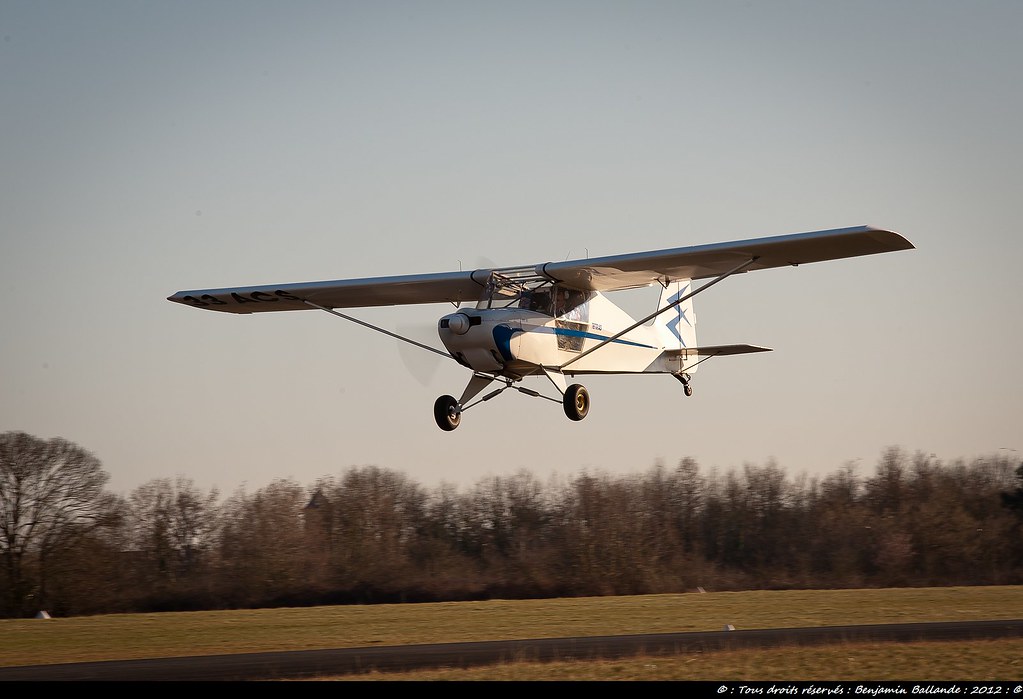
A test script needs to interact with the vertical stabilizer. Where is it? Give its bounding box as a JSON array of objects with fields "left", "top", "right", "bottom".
[{"left": 655, "top": 279, "right": 697, "bottom": 351}]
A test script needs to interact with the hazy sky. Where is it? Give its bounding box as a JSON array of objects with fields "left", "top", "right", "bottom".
[{"left": 3, "top": 1, "right": 1021, "bottom": 498}]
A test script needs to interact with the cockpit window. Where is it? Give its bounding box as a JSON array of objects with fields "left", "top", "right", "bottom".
[
  {"left": 478, "top": 279, "right": 516, "bottom": 308},
  {"left": 519, "top": 289, "right": 553, "bottom": 313},
  {"left": 553, "top": 288, "right": 589, "bottom": 321},
  {"left": 476, "top": 273, "right": 589, "bottom": 320},
  {"left": 476, "top": 273, "right": 556, "bottom": 314}
]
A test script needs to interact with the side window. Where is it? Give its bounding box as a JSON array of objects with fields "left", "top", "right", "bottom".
[
  {"left": 554, "top": 289, "right": 589, "bottom": 321},
  {"left": 529, "top": 290, "right": 552, "bottom": 314}
]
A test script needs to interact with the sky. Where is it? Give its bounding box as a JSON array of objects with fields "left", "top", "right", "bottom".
[{"left": 3, "top": 1, "right": 1021, "bottom": 498}]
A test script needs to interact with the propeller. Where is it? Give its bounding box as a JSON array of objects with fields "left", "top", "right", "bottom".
[
  {"left": 396, "top": 319, "right": 447, "bottom": 386},
  {"left": 395, "top": 257, "right": 495, "bottom": 386}
]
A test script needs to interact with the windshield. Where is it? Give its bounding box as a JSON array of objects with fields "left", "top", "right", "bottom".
[
  {"left": 476, "top": 273, "right": 589, "bottom": 320},
  {"left": 476, "top": 275, "right": 517, "bottom": 310}
]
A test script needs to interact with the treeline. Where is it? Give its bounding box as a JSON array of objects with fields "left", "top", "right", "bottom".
[{"left": 1, "top": 431, "right": 1022, "bottom": 618}]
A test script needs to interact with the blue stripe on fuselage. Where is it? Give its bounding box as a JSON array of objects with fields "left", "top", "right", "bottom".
[
  {"left": 532, "top": 325, "right": 656, "bottom": 349},
  {"left": 493, "top": 324, "right": 524, "bottom": 361}
]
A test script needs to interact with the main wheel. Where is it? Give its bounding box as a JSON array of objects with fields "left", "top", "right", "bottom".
[
  {"left": 434, "top": 395, "right": 461, "bottom": 431},
  {"left": 563, "top": 384, "right": 590, "bottom": 421}
]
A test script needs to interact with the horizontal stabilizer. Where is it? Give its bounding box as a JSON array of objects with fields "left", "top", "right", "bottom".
[{"left": 666, "top": 344, "right": 772, "bottom": 357}]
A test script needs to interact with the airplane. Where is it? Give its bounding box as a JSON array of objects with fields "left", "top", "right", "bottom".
[{"left": 167, "top": 225, "right": 913, "bottom": 431}]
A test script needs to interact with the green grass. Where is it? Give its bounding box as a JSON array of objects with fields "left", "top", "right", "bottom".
[{"left": 2, "top": 586, "right": 1021, "bottom": 680}]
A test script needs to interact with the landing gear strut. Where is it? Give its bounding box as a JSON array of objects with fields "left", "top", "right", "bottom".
[
  {"left": 433, "top": 371, "right": 591, "bottom": 430},
  {"left": 673, "top": 372, "right": 694, "bottom": 397}
]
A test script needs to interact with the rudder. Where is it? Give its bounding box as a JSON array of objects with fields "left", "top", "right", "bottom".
[{"left": 655, "top": 279, "right": 697, "bottom": 351}]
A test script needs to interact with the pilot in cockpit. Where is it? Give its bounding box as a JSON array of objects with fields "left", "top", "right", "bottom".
[
  {"left": 555, "top": 289, "right": 586, "bottom": 320},
  {"left": 527, "top": 290, "right": 551, "bottom": 314}
]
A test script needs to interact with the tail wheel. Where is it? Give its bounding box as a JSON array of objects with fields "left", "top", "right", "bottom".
[
  {"left": 563, "top": 384, "right": 590, "bottom": 421},
  {"left": 434, "top": 395, "right": 461, "bottom": 431}
]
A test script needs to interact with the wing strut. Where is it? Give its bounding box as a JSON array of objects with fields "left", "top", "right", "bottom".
[
  {"left": 302, "top": 300, "right": 456, "bottom": 361},
  {"left": 559, "top": 256, "right": 760, "bottom": 370}
]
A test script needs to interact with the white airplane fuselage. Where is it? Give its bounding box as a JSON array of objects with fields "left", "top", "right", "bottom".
[{"left": 437, "top": 291, "right": 684, "bottom": 379}]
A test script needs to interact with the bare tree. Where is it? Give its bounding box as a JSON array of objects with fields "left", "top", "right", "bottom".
[
  {"left": 125, "top": 477, "right": 219, "bottom": 603},
  {"left": 0, "top": 432, "right": 113, "bottom": 616},
  {"left": 802, "top": 463, "right": 871, "bottom": 586},
  {"left": 322, "top": 466, "right": 429, "bottom": 598},
  {"left": 1002, "top": 461, "right": 1023, "bottom": 517},
  {"left": 216, "top": 479, "right": 313, "bottom": 605}
]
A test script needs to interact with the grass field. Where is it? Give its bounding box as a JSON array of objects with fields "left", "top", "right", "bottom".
[{"left": 2, "top": 586, "right": 1021, "bottom": 681}]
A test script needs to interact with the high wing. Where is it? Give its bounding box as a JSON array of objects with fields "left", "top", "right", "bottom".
[
  {"left": 542, "top": 225, "right": 914, "bottom": 292},
  {"left": 167, "top": 269, "right": 492, "bottom": 314},
  {"left": 167, "top": 225, "right": 913, "bottom": 313}
]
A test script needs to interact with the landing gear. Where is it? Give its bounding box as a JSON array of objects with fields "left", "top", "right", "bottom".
[
  {"left": 563, "top": 383, "right": 590, "bottom": 421},
  {"left": 434, "top": 395, "right": 461, "bottom": 431},
  {"left": 434, "top": 373, "right": 589, "bottom": 430},
  {"left": 673, "top": 372, "right": 694, "bottom": 397}
]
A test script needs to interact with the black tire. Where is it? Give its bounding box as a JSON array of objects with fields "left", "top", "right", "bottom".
[
  {"left": 434, "top": 395, "right": 461, "bottom": 431},
  {"left": 563, "top": 384, "right": 590, "bottom": 421}
]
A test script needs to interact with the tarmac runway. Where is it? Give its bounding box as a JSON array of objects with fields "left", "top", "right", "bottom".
[{"left": 1, "top": 619, "right": 1020, "bottom": 681}]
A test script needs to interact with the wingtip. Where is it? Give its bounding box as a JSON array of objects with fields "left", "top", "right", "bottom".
[{"left": 865, "top": 225, "right": 915, "bottom": 250}]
